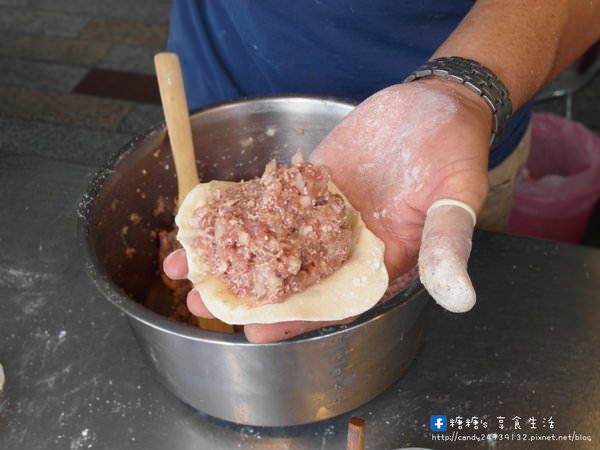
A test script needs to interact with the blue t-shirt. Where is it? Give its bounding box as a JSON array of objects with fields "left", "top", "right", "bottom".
[{"left": 167, "top": 0, "right": 531, "bottom": 169}]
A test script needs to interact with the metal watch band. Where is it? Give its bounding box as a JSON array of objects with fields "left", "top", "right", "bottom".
[{"left": 404, "top": 56, "right": 513, "bottom": 149}]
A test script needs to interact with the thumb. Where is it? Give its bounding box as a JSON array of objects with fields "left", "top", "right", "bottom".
[{"left": 418, "top": 201, "right": 477, "bottom": 313}]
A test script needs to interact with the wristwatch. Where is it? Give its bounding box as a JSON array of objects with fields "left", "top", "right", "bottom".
[{"left": 404, "top": 56, "right": 513, "bottom": 150}]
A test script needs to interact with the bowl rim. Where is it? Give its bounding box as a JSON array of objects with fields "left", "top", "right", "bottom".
[{"left": 77, "top": 94, "right": 425, "bottom": 346}]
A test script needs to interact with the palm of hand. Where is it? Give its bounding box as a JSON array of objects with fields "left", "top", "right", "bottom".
[{"left": 311, "top": 80, "right": 491, "bottom": 280}]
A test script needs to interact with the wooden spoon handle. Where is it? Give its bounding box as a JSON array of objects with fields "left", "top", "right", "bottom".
[
  {"left": 155, "top": 53, "right": 235, "bottom": 334},
  {"left": 154, "top": 52, "right": 200, "bottom": 205},
  {"left": 347, "top": 417, "right": 366, "bottom": 450}
]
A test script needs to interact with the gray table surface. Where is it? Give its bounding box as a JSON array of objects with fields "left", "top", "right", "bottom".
[{"left": 0, "top": 153, "right": 599, "bottom": 450}]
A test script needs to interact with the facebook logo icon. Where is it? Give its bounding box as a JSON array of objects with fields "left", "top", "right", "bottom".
[{"left": 430, "top": 415, "right": 447, "bottom": 431}]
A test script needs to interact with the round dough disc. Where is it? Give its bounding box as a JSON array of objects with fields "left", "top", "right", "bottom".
[{"left": 176, "top": 180, "right": 388, "bottom": 325}]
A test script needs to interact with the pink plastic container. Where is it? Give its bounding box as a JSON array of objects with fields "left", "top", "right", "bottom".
[{"left": 509, "top": 113, "right": 600, "bottom": 243}]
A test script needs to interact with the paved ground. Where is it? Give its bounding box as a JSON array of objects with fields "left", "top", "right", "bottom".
[
  {"left": 0, "top": 0, "right": 170, "bottom": 166},
  {"left": 0, "top": 0, "right": 598, "bottom": 244}
]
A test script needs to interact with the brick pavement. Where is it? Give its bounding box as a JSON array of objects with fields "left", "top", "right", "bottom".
[{"left": 0, "top": 0, "right": 170, "bottom": 166}]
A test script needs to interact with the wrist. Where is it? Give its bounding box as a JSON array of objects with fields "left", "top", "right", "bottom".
[
  {"left": 412, "top": 77, "right": 491, "bottom": 118},
  {"left": 409, "top": 77, "right": 492, "bottom": 139},
  {"left": 404, "top": 56, "right": 512, "bottom": 149}
]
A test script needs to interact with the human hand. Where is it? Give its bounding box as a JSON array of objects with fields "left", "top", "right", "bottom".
[
  {"left": 312, "top": 78, "right": 491, "bottom": 312},
  {"left": 164, "top": 78, "right": 492, "bottom": 342}
]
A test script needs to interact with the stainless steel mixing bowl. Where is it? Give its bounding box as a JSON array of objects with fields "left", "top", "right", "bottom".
[{"left": 78, "top": 95, "right": 430, "bottom": 427}]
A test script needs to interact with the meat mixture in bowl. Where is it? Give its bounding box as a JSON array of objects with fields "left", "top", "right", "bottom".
[{"left": 157, "top": 228, "right": 195, "bottom": 324}]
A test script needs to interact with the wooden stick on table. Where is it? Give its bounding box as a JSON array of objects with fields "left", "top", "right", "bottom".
[
  {"left": 347, "top": 417, "right": 366, "bottom": 450},
  {"left": 154, "top": 52, "right": 235, "bottom": 333}
]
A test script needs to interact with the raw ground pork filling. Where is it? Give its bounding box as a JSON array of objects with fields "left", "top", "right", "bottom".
[{"left": 191, "top": 158, "right": 353, "bottom": 305}]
